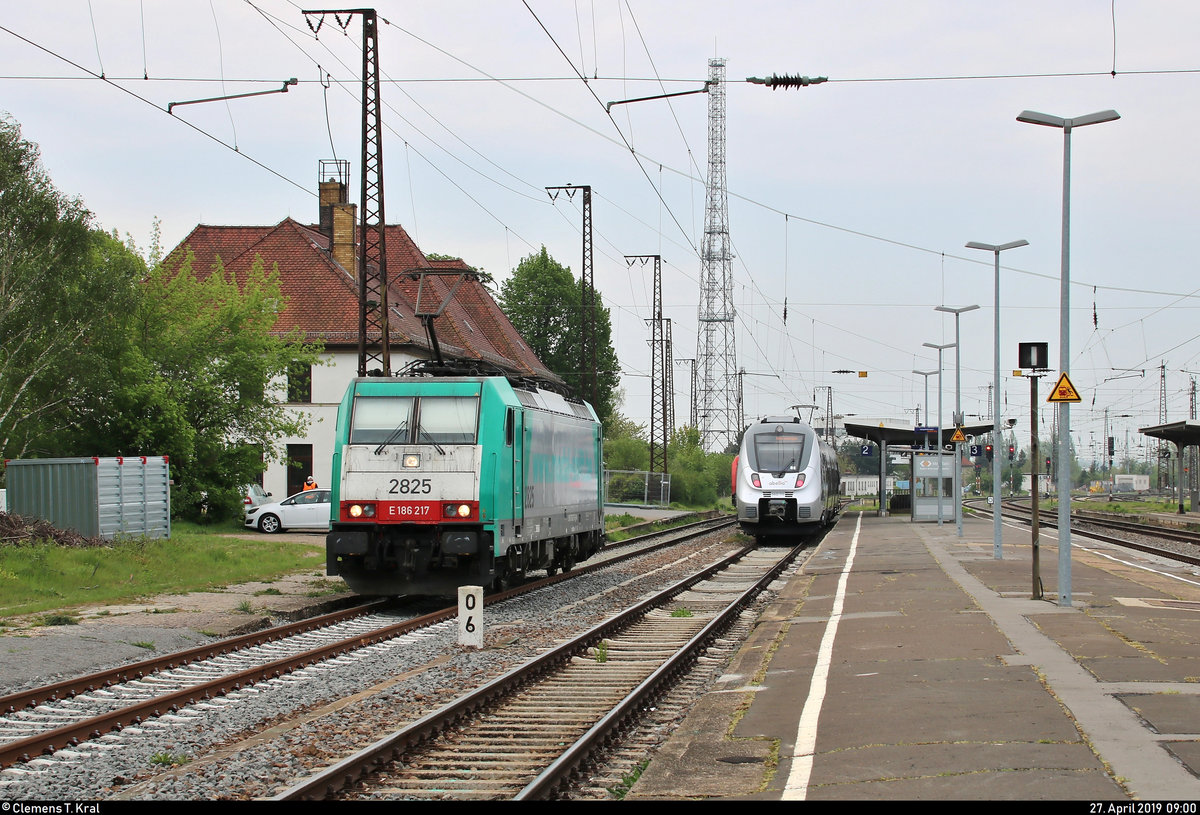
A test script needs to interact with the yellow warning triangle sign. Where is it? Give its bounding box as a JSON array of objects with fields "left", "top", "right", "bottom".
[
  {"left": 950, "top": 427, "right": 967, "bottom": 443},
  {"left": 1047, "top": 372, "right": 1082, "bottom": 403}
]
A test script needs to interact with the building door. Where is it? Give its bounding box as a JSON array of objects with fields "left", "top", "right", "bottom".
[{"left": 287, "top": 443, "right": 313, "bottom": 496}]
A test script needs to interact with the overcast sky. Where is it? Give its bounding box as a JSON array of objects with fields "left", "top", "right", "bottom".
[{"left": 3, "top": 1, "right": 1199, "bottom": 463}]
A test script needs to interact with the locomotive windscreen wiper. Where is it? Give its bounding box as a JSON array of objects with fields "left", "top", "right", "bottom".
[
  {"left": 373, "top": 421, "right": 409, "bottom": 455},
  {"left": 418, "top": 426, "right": 445, "bottom": 455}
]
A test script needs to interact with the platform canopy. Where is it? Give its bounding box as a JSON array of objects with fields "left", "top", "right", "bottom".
[
  {"left": 1138, "top": 419, "right": 1200, "bottom": 449},
  {"left": 1138, "top": 419, "right": 1200, "bottom": 514},
  {"left": 844, "top": 419, "right": 996, "bottom": 448}
]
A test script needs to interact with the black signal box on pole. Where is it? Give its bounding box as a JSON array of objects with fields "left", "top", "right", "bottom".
[{"left": 1019, "top": 342, "right": 1049, "bottom": 370}]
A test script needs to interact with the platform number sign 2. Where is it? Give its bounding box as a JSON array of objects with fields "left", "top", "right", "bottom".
[
  {"left": 458, "top": 585, "right": 484, "bottom": 649},
  {"left": 861, "top": 444, "right": 874, "bottom": 456}
]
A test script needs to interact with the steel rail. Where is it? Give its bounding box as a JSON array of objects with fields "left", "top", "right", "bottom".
[
  {"left": 273, "top": 539, "right": 797, "bottom": 801},
  {"left": 968, "top": 499, "right": 1200, "bottom": 568},
  {"left": 1, "top": 517, "right": 733, "bottom": 770}
]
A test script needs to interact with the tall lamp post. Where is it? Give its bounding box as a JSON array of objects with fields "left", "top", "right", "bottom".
[
  {"left": 923, "top": 342, "right": 955, "bottom": 526},
  {"left": 1017, "top": 108, "right": 1119, "bottom": 607},
  {"left": 966, "top": 239, "right": 1029, "bottom": 559},
  {"left": 935, "top": 305, "right": 979, "bottom": 538}
]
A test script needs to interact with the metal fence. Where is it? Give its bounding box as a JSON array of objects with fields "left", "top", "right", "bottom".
[{"left": 604, "top": 470, "right": 671, "bottom": 507}]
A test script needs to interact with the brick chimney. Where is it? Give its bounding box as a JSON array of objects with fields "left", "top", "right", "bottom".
[{"left": 318, "top": 160, "right": 356, "bottom": 275}]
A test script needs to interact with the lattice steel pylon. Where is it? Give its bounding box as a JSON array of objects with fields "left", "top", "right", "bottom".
[
  {"left": 304, "top": 8, "right": 390, "bottom": 377},
  {"left": 695, "top": 58, "right": 738, "bottom": 453},
  {"left": 664, "top": 318, "right": 675, "bottom": 437},
  {"left": 1158, "top": 362, "right": 1168, "bottom": 490},
  {"left": 629, "top": 255, "right": 669, "bottom": 474},
  {"left": 547, "top": 185, "right": 596, "bottom": 407}
]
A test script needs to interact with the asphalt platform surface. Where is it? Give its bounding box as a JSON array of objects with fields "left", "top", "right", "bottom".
[{"left": 627, "top": 511, "right": 1200, "bottom": 801}]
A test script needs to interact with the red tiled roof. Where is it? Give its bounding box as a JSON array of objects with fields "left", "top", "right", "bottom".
[{"left": 163, "top": 218, "right": 561, "bottom": 384}]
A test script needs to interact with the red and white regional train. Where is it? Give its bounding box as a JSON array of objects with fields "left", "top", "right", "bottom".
[{"left": 733, "top": 414, "right": 841, "bottom": 543}]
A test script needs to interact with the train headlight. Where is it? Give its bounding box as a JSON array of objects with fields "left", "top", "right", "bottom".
[
  {"left": 403, "top": 454, "right": 421, "bottom": 468},
  {"left": 348, "top": 503, "right": 376, "bottom": 519},
  {"left": 751, "top": 473, "right": 761, "bottom": 488},
  {"left": 795, "top": 473, "right": 806, "bottom": 488},
  {"left": 444, "top": 503, "right": 472, "bottom": 519}
]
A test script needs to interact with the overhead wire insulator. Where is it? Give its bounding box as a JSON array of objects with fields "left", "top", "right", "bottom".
[{"left": 747, "top": 74, "right": 828, "bottom": 90}]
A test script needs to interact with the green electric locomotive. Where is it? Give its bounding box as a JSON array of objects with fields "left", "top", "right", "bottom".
[{"left": 325, "top": 375, "right": 605, "bottom": 597}]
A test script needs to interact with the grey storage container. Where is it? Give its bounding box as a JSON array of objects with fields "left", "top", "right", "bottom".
[{"left": 5, "top": 456, "right": 171, "bottom": 540}]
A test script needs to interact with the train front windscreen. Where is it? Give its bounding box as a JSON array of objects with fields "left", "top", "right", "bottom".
[
  {"left": 349, "top": 394, "right": 480, "bottom": 446},
  {"left": 752, "top": 431, "right": 806, "bottom": 474}
]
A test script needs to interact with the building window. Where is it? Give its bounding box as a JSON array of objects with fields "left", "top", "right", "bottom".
[{"left": 287, "top": 363, "right": 312, "bottom": 403}]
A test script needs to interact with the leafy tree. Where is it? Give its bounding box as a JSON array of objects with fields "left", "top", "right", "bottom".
[
  {"left": 0, "top": 114, "right": 103, "bottom": 459},
  {"left": 601, "top": 411, "right": 648, "bottom": 471},
  {"left": 498, "top": 246, "right": 620, "bottom": 423},
  {"left": 1, "top": 115, "right": 323, "bottom": 521},
  {"left": 88, "top": 248, "right": 323, "bottom": 521},
  {"left": 666, "top": 426, "right": 726, "bottom": 508}
]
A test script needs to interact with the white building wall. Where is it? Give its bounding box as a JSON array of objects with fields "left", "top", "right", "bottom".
[
  {"left": 841, "top": 475, "right": 897, "bottom": 497},
  {"left": 261, "top": 348, "right": 420, "bottom": 500}
]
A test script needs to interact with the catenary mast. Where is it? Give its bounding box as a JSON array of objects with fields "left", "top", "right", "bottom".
[{"left": 695, "top": 58, "right": 738, "bottom": 453}]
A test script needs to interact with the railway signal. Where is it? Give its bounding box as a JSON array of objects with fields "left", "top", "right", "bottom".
[
  {"left": 1008, "top": 444, "right": 1016, "bottom": 461},
  {"left": 985, "top": 444, "right": 994, "bottom": 462}
]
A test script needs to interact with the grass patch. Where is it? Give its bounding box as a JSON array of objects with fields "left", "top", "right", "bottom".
[
  {"left": 604, "top": 509, "right": 710, "bottom": 543},
  {"left": 304, "top": 578, "right": 344, "bottom": 598},
  {"left": 149, "top": 752, "right": 189, "bottom": 767},
  {"left": 608, "top": 759, "right": 649, "bottom": 799},
  {"left": 38, "top": 613, "right": 79, "bottom": 627},
  {"left": 0, "top": 520, "right": 324, "bottom": 621}
]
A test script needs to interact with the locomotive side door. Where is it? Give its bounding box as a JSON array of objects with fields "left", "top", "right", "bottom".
[{"left": 508, "top": 406, "right": 524, "bottom": 537}]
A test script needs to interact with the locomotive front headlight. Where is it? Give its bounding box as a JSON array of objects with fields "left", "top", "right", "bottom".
[
  {"left": 795, "top": 473, "right": 807, "bottom": 488},
  {"left": 751, "top": 473, "right": 761, "bottom": 488},
  {"left": 403, "top": 454, "right": 421, "bottom": 469},
  {"left": 444, "top": 503, "right": 471, "bottom": 518},
  {"left": 348, "top": 503, "right": 377, "bottom": 518}
]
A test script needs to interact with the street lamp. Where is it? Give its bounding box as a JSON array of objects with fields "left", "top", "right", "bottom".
[
  {"left": 966, "top": 238, "right": 1029, "bottom": 559},
  {"left": 923, "top": 341, "right": 955, "bottom": 526},
  {"left": 1017, "top": 108, "right": 1119, "bottom": 607},
  {"left": 912, "top": 370, "right": 937, "bottom": 429},
  {"left": 935, "top": 305, "right": 979, "bottom": 538}
]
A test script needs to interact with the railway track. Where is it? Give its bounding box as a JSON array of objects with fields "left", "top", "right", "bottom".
[
  {"left": 967, "top": 498, "right": 1200, "bottom": 567},
  {"left": 273, "top": 542, "right": 801, "bottom": 801},
  {"left": 0, "top": 516, "right": 737, "bottom": 797}
]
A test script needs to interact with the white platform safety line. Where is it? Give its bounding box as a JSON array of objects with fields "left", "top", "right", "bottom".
[{"left": 781, "top": 512, "right": 862, "bottom": 800}]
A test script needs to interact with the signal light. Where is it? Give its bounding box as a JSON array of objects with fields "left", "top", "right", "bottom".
[
  {"left": 985, "top": 444, "right": 994, "bottom": 462},
  {"left": 1008, "top": 444, "right": 1016, "bottom": 461}
]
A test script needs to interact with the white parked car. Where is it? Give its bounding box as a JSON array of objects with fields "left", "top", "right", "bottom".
[{"left": 244, "top": 489, "right": 331, "bottom": 533}]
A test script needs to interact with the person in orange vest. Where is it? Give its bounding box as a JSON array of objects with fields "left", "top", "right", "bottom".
[{"left": 303, "top": 476, "right": 318, "bottom": 491}]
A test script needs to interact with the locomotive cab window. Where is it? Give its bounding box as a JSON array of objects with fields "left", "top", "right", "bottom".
[
  {"left": 349, "top": 395, "right": 479, "bottom": 445},
  {"left": 417, "top": 396, "right": 479, "bottom": 444},
  {"left": 349, "top": 396, "right": 415, "bottom": 444},
  {"left": 752, "top": 431, "right": 807, "bottom": 473}
]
